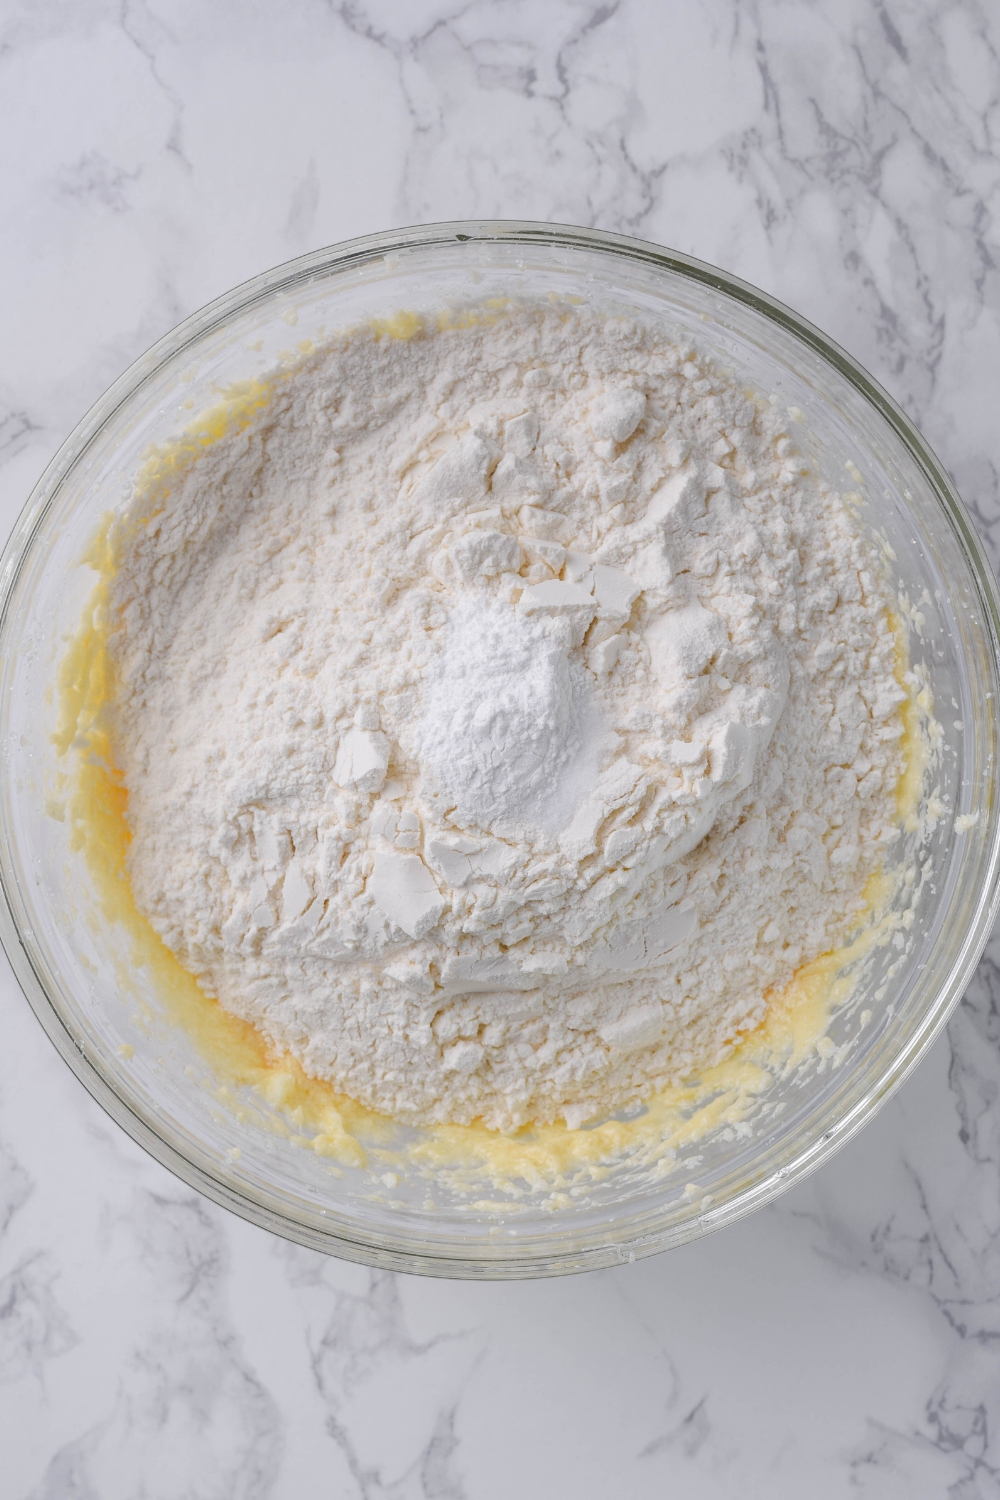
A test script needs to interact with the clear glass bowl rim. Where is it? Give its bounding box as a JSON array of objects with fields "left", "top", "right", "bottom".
[{"left": 2, "top": 218, "right": 1000, "bottom": 1279}]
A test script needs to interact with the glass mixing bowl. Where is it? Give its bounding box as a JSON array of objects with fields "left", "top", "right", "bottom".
[{"left": 2, "top": 221, "right": 998, "bottom": 1279}]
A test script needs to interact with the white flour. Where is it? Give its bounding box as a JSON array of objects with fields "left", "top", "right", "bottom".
[{"left": 105, "top": 303, "right": 907, "bottom": 1131}]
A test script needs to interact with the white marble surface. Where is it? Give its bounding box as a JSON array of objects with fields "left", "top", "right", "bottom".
[{"left": 2, "top": 1, "right": 1000, "bottom": 1494}]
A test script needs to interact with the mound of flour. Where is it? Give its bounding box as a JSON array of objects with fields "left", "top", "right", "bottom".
[{"left": 105, "top": 303, "right": 907, "bottom": 1131}]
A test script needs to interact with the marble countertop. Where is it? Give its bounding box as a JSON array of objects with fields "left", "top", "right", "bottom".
[{"left": 3, "top": 2, "right": 1000, "bottom": 1495}]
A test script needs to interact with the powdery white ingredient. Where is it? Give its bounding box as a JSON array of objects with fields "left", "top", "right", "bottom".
[
  {"left": 414, "top": 597, "right": 600, "bottom": 831},
  {"left": 106, "top": 303, "right": 907, "bottom": 1131}
]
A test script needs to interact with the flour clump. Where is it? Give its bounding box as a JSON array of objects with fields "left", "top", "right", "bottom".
[{"left": 103, "top": 302, "right": 908, "bottom": 1131}]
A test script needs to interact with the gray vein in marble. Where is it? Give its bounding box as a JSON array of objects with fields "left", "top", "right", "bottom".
[
  {"left": 28, "top": 1192, "right": 283, "bottom": 1499},
  {"left": 332, "top": 0, "right": 666, "bottom": 233},
  {"left": 56, "top": 151, "right": 141, "bottom": 215},
  {"left": 794, "top": 925, "right": 1000, "bottom": 1486},
  {"left": 0, "top": 1253, "right": 77, "bottom": 1386},
  {"left": 0, "top": 1124, "right": 77, "bottom": 1397},
  {"left": 728, "top": 0, "right": 1000, "bottom": 569},
  {"left": 117, "top": 0, "right": 191, "bottom": 172},
  {"left": 0, "top": 1138, "right": 31, "bottom": 1240},
  {"left": 304, "top": 1267, "right": 480, "bottom": 1498},
  {"left": 0, "top": 408, "right": 46, "bottom": 473},
  {"left": 285, "top": 157, "right": 321, "bottom": 246},
  {"left": 641, "top": 1394, "right": 714, "bottom": 1462},
  {"left": 419, "top": 1406, "right": 468, "bottom": 1500}
]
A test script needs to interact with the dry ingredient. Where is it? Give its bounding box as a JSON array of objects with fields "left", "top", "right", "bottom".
[{"left": 105, "top": 303, "right": 906, "bottom": 1132}]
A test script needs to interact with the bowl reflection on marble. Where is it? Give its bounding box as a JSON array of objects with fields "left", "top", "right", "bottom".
[{"left": 1, "top": 221, "right": 998, "bottom": 1279}]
